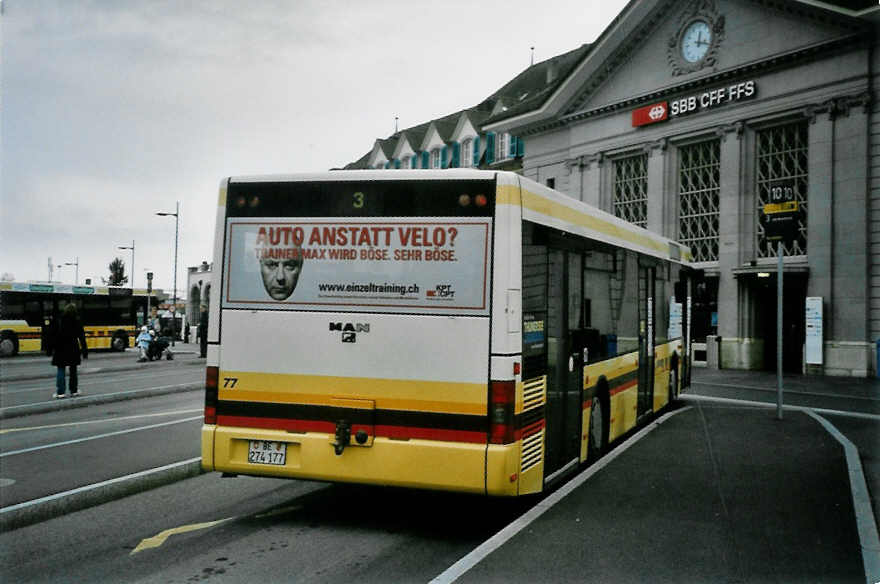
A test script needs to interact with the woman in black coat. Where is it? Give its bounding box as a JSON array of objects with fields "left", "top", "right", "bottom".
[{"left": 47, "top": 303, "right": 88, "bottom": 398}]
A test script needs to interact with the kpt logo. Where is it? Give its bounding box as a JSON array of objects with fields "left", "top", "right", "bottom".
[{"left": 426, "top": 284, "right": 455, "bottom": 298}]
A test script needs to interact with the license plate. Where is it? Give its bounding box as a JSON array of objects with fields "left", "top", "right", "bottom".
[{"left": 247, "top": 440, "right": 286, "bottom": 465}]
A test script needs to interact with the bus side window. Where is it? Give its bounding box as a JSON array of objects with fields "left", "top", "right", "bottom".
[{"left": 522, "top": 222, "right": 548, "bottom": 378}]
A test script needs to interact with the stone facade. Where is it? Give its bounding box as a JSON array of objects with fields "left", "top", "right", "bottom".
[{"left": 485, "top": 0, "right": 878, "bottom": 376}]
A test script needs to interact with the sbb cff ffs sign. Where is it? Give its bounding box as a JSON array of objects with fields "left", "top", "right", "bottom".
[{"left": 632, "top": 80, "right": 757, "bottom": 127}]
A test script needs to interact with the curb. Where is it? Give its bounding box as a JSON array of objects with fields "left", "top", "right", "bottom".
[
  {"left": 0, "top": 382, "right": 204, "bottom": 420},
  {"left": 1, "top": 352, "right": 202, "bottom": 383},
  {"left": 0, "top": 458, "right": 204, "bottom": 532}
]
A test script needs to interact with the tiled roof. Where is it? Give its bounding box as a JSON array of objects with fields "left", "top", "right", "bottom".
[{"left": 481, "top": 43, "right": 592, "bottom": 126}]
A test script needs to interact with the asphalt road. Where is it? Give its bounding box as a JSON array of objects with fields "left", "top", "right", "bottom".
[
  {"left": 0, "top": 348, "right": 204, "bottom": 410},
  {"left": 0, "top": 364, "right": 876, "bottom": 583},
  {"left": 0, "top": 390, "right": 202, "bottom": 507}
]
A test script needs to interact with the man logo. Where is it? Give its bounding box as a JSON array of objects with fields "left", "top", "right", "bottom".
[
  {"left": 649, "top": 104, "right": 666, "bottom": 120},
  {"left": 329, "top": 322, "right": 370, "bottom": 343}
]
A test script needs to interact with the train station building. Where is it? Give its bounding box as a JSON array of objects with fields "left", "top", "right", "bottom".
[{"left": 344, "top": 0, "right": 879, "bottom": 377}]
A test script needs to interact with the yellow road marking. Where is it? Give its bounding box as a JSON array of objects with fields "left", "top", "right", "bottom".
[
  {"left": 130, "top": 504, "right": 303, "bottom": 555},
  {"left": 0, "top": 409, "right": 202, "bottom": 434},
  {"left": 130, "top": 517, "right": 235, "bottom": 555}
]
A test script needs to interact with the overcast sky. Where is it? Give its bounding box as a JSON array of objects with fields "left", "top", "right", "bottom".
[{"left": 1, "top": 0, "right": 627, "bottom": 296}]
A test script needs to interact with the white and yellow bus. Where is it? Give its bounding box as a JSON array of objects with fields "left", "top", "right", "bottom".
[
  {"left": 201, "top": 170, "right": 695, "bottom": 496},
  {"left": 0, "top": 282, "right": 156, "bottom": 357}
]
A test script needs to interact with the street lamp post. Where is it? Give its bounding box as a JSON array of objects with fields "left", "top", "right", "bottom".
[
  {"left": 57, "top": 257, "right": 79, "bottom": 284},
  {"left": 156, "top": 202, "right": 179, "bottom": 347},
  {"left": 117, "top": 240, "right": 135, "bottom": 288}
]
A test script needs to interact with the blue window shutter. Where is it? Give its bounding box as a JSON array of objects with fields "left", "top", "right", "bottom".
[
  {"left": 441, "top": 146, "right": 448, "bottom": 168},
  {"left": 384, "top": 161, "right": 390, "bottom": 169},
  {"left": 516, "top": 136, "right": 524, "bottom": 157},
  {"left": 412, "top": 155, "right": 418, "bottom": 168},
  {"left": 486, "top": 132, "right": 495, "bottom": 164},
  {"left": 394, "top": 159, "right": 401, "bottom": 169},
  {"left": 422, "top": 151, "right": 429, "bottom": 168},
  {"left": 509, "top": 136, "right": 516, "bottom": 158},
  {"left": 452, "top": 143, "right": 460, "bottom": 168},
  {"left": 473, "top": 136, "right": 481, "bottom": 166}
]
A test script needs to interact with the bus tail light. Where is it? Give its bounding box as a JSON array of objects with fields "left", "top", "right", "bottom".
[
  {"left": 205, "top": 366, "right": 218, "bottom": 424},
  {"left": 489, "top": 380, "right": 515, "bottom": 444}
]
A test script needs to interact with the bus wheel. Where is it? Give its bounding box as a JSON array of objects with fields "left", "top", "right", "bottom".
[
  {"left": 111, "top": 332, "right": 127, "bottom": 351},
  {"left": 587, "top": 393, "right": 605, "bottom": 462},
  {"left": 0, "top": 332, "right": 19, "bottom": 357}
]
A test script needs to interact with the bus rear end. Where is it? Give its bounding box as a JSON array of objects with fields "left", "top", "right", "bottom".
[{"left": 201, "top": 171, "right": 524, "bottom": 495}]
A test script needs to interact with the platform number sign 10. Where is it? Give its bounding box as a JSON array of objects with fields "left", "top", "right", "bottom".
[{"left": 763, "top": 179, "right": 799, "bottom": 244}]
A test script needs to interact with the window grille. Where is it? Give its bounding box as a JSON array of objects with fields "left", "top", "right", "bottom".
[
  {"left": 756, "top": 122, "right": 808, "bottom": 257},
  {"left": 613, "top": 153, "right": 648, "bottom": 228},
  {"left": 678, "top": 140, "right": 720, "bottom": 263},
  {"left": 431, "top": 148, "right": 442, "bottom": 169}
]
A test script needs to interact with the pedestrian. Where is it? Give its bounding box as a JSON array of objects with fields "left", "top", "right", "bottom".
[
  {"left": 136, "top": 325, "right": 151, "bottom": 362},
  {"left": 198, "top": 305, "right": 208, "bottom": 358},
  {"left": 46, "top": 303, "right": 88, "bottom": 399}
]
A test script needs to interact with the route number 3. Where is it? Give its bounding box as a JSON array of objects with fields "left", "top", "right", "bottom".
[{"left": 353, "top": 192, "right": 364, "bottom": 209}]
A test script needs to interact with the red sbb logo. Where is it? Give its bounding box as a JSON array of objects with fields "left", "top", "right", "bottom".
[{"left": 632, "top": 101, "right": 668, "bottom": 127}]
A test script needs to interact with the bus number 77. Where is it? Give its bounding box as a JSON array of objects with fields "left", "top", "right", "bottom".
[{"left": 223, "top": 377, "right": 238, "bottom": 388}]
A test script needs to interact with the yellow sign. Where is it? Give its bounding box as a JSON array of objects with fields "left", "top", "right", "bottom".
[{"left": 763, "top": 201, "right": 798, "bottom": 214}]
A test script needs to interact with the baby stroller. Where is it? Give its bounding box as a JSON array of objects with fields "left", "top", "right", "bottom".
[{"left": 147, "top": 330, "right": 174, "bottom": 361}]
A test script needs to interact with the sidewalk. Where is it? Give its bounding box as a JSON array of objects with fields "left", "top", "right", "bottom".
[
  {"left": 435, "top": 373, "right": 880, "bottom": 583},
  {"left": 0, "top": 342, "right": 203, "bottom": 383},
  {"left": 692, "top": 366, "right": 880, "bottom": 400}
]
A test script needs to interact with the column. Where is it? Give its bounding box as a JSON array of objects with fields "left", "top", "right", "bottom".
[
  {"left": 645, "top": 139, "right": 667, "bottom": 237},
  {"left": 716, "top": 124, "right": 744, "bottom": 365}
]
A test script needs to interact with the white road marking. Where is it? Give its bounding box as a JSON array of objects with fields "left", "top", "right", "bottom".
[
  {"left": 805, "top": 410, "right": 880, "bottom": 584},
  {"left": 429, "top": 407, "right": 691, "bottom": 584},
  {"left": 0, "top": 416, "right": 202, "bottom": 457},
  {"left": 0, "top": 409, "right": 202, "bottom": 434}
]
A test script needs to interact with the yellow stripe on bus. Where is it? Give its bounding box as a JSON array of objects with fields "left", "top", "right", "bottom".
[
  {"left": 218, "top": 371, "right": 487, "bottom": 415},
  {"left": 497, "top": 184, "right": 670, "bottom": 257}
]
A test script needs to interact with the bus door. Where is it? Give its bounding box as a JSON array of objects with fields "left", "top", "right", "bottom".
[
  {"left": 637, "top": 265, "right": 655, "bottom": 420},
  {"left": 544, "top": 249, "right": 583, "bottom": 480}
]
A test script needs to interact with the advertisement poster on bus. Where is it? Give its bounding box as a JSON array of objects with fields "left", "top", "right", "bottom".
[{"left": 223, "top": 217, "right": 491, "bottom": 315}]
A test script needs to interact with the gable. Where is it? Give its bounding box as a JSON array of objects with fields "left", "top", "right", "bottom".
[
  {"left": 420, "top": 125, "right": 446, "bottom": 152},
  {"left": 450, "top": 114, "right": 478, "bottom": 142},
  {"left": 565, "top": 0, "right": 868, "bottom": 118},
  {"left": 392, "top": 135, "right": 416, "bottom": 159}
]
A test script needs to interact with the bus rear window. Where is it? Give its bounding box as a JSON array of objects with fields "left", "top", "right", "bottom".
[
  {"left": 226, "top": 178, "right": 495, "bottom": 218},
  {"left": 221, "top": 179, "right": 495, "bottom": 315}
]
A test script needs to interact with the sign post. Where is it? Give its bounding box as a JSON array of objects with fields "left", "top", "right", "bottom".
[
  {"left": 762, "top": 180, "right": 798, "bottom": 421},
  {"left": 146, "top": 271, "right": 153, "bottom": 328}
]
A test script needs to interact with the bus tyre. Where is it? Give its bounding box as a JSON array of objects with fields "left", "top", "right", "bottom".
[
  {"left": 0, "top": 331, "right": 18, "bottom": 357},
  {"left": 587, "top": 394, "right": 606, "bottom": 462},
  {"left": 111, "top": 332, "right": 127, "bottom": 351}
]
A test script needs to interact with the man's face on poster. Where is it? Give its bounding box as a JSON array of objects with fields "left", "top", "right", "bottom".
[{"left": 260, "top": 255, "right": 303, "bottom": 300}]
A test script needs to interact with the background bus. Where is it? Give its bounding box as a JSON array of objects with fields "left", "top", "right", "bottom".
[
  {"left": 201, "top": 170, "right": 694, "bottom": 496},
  {"left": 0, "top": 281, "right": 157, "bottom": 357}
]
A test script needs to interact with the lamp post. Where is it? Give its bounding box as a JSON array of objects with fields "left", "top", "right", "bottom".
[
  {"left": 57, "top": 257, "right": 79, "bottom": 284},
  {"left": 156, "top": 202, "right": 179, "bottom": 347},
  {"left": 117, "top": 240, "right": 135, "bottom": 288}
]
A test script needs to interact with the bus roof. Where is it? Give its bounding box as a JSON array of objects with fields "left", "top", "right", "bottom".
[{"left": 224, "top": 170, "right": 693, "bottom": 265}]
